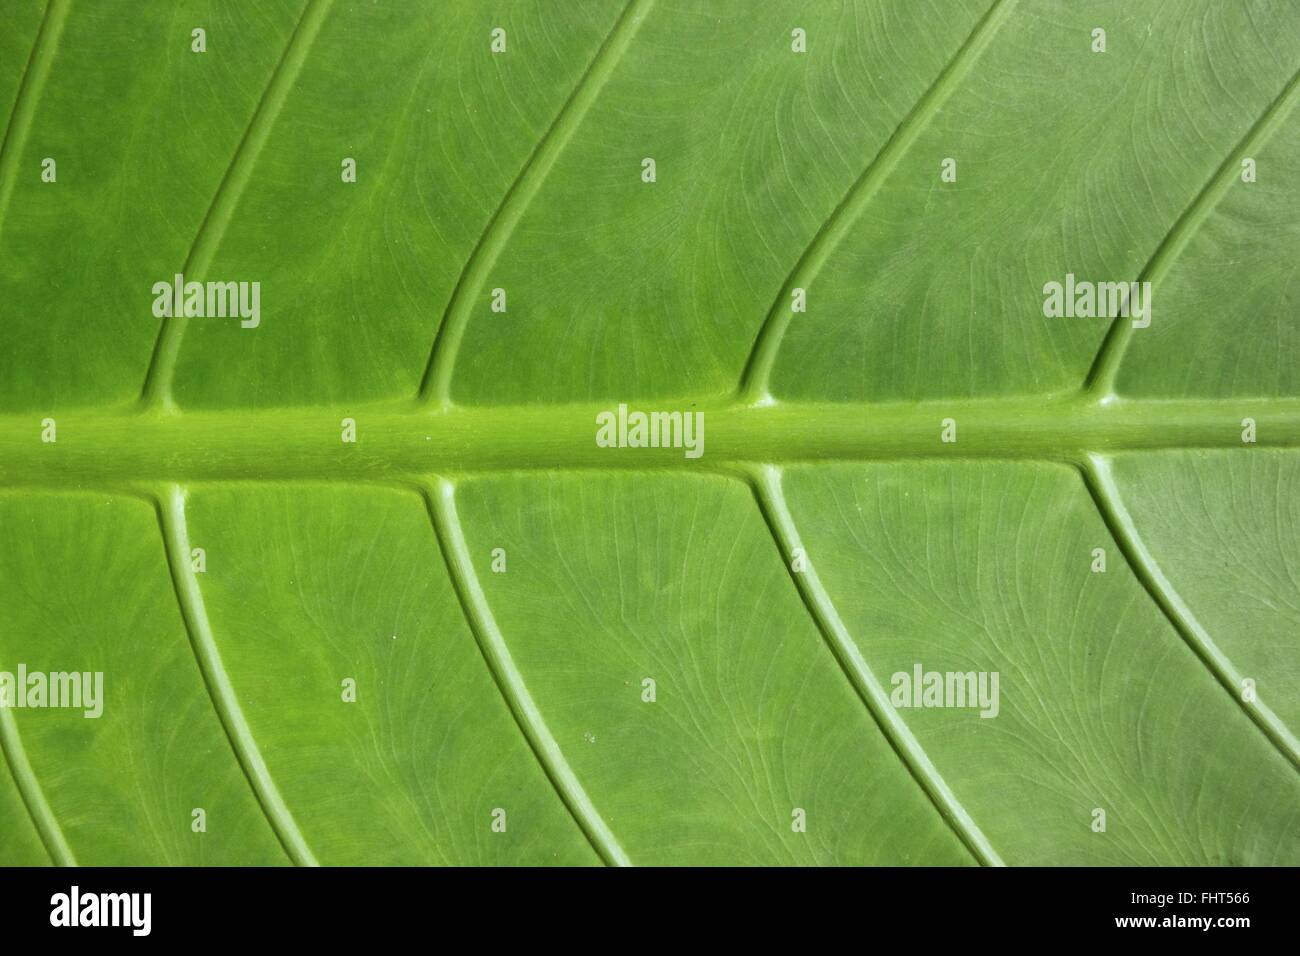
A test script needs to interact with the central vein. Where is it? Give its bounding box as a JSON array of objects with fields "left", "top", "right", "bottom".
[{"left": 2, "top": 395, "right": 1295, "bottom": 486}]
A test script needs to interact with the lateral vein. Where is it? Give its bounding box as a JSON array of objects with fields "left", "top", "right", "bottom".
[
  {"left": 155, "top": 484, "right": 320, "bottom": 865},
  {"left": 0, "top": 705, "right": 76, "bottom": 865},
  {"left": 418, "top": 0, "right": 656, "bottom": 408},
  {"left": 1081, "top": 455, "right": 1300, "bottom": 771},
  {"left": 746, "top": 464, "right": 1005, "bottom": 866},
  {"left": 1085, "top": 62, "right": 1300, "bottom": 397},
  {"left": 0, "top": 0, "right": 71, "bottom": 243},
  {"left": 737, "top": 0, "right": 1015, "bottom": 403},
  {"left": 419, "top": 477, "right": 632, "bottom": 866},
  {"left": 140, "top": 0, "right": 335, "bottom": 410}
]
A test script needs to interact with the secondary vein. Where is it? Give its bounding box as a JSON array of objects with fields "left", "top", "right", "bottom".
[
  {"left": 0, "top": 0, "right": 71, "bottom": 244},
  {"left": 156, "top": 484, "right": 320, "bottom": 866},
  {"left": 1085, "top": 61, "right": 1300, "bottom": 398},
  {"left": 1080, "top": 455, "right": 1300, "bottom": 771},
  {"left": 0, "top": 704, "right": 76, "bottom": 865},
  {"left": 417, "top": 0, "right": 656, "bottom": 409},
  {"left": 139, "top": 0, "right": 334, "bottom": 410},
  {"left": 420, "top": 477, "right": 632, "bottom": 866},
  {"left": 746, "top": 464, "right": 1005, "bottom": 866},
  {"left": 737, "top": 0, "right": 1015, "bottom": 404}
]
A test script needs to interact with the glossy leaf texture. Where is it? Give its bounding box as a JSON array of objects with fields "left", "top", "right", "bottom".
[{"left": 0, "top": 0, "right": 1297, "bottom": 866}]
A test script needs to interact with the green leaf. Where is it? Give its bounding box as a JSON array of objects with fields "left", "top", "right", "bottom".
[{"left": 0, "top": 0, "right": 1297, "bottom": 866}]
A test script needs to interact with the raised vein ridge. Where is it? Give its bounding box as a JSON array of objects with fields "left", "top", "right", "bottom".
[
  {"left": 140, "top": 0, "right": 334, "bottom": 410},
  {"left": 747, "top": 464, "right": 1005, "bottom": 866},
  {"left": 737, "top": 0, "right": 1015, "bottom": 404},
  {"left": 1081, "top": 455, "right": 1300, "bottom": 771},
  {"left": 156, "top": 484, "right": 320, "bottom": 866},
  {"left": 420, "top": 477, "right": 632, "bottom": 866},
  {"left": 0, "top": 705, "right": 76, "bottom": 865},
  {"left": 1085, "top": 61, "right": 1300, "bottom": 398},
  {"left": 418, "top": 0, "right": 656, "bottom": 409},
  {"left": 4, "top": 396, "right": 1299, "bottom": 485},
  {"left": 0, "top": 0, "right": 70, "bottom": 244}
]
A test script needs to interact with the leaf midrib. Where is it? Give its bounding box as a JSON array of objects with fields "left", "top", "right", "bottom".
[{"left": 3, "top": 395, "right": 1297, "bottom": 486}]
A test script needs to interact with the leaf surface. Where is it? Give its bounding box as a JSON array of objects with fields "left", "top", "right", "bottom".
[{"left": 0, "top": 0, "right": 1298, "bottom": 866}]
